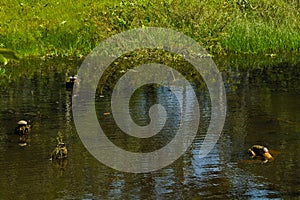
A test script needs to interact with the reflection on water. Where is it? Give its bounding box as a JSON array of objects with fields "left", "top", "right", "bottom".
[{"left": 0, "top": 56, "right": 300, "bottom": 199}]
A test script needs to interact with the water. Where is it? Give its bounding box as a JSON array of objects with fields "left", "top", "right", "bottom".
[{"left": 0, "top": 56, "right": 300, "bottom": 199}]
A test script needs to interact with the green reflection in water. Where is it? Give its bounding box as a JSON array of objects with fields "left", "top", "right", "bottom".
[{"left": 0, "top": 54, "right": 299, "bottom": 199}]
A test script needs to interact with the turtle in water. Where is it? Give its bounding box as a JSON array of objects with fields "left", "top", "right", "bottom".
[
  {"left": 15, "top": 120, "right": 31, "bottom": 134},
  {"left": 248, "top": 145, "right": 273, "bottom": 162},
  {"left": 66, "top": 75, "right": 79, "bottom": 89},
  {"left": 15, "top": 120, "right": 31, "bottom": 146}
]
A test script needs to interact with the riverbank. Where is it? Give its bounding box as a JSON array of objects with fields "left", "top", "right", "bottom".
[{"left": 0, "top": 0, "right": 299, "bottom": 57}]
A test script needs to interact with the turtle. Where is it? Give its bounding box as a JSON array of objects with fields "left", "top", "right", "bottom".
[
  {"left": 248, "top": 145, "right": 273, "bottom": 162},
  {"left": 14, "top": 120, "right": 31, "bottom": 146},
  {"left": 17, "top": 120, "right": 28, "bottom": 125},
  {"left": 15, "top": 120, "right": 31, "bottom": 135},
  {"left": 66, "top": 75, "right": 79, "bottom": 89}
]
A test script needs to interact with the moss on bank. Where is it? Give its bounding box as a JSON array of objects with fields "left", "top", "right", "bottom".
[{"left": 0, "top": 0, "right": 299, "bottom": 57}]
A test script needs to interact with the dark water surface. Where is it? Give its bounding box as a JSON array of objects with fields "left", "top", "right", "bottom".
[{"left": 0, "top": 56, "right": 300, "bottom": 199}]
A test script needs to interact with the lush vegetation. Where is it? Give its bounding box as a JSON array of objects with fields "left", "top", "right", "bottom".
[{"left": 0, "top": 0, "right": 299, "bottom": 57}]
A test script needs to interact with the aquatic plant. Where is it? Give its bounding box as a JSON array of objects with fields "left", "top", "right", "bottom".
[
  {"left": 56, "top": 131, "right": 64, "bottom": 144},
  {"left": 50, "top": 131, "right": 68, "bottom": 160}
]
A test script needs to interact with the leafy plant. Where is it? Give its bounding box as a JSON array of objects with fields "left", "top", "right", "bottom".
[
  {"left": 0, "top": 48, "right": 19, "bottom": 65},
  {"left": 56, "top": 131, "right": 64, "bottom": 144},
  {"left": 0, "top": 0, "right": 299, "bottom": 56},
  {"left": 50, "top": 131, "right": 68, "bottom": 160}
]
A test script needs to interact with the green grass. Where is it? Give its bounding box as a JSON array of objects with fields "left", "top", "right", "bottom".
[{"left": 0, "top": 0, "right": 299, "bottom": 57}]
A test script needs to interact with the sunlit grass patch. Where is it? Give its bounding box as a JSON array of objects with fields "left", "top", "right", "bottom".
[{"left": 0, "top": 0, "right": 299, "bottom": 56}]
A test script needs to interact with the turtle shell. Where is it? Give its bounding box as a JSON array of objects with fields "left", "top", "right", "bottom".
[{"left": 17, "top": 120, "right": 28, "bottom": 125}]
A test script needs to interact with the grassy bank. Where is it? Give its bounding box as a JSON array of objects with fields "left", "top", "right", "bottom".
[{"left": 0, "top": 0, "right": 299, "bottom": 57}]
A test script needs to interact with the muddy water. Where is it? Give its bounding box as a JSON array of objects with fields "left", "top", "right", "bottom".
[{"left": 0, "top": 56, "right": 299, "bottom": 199}]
